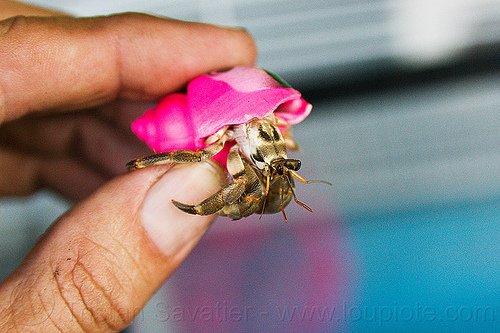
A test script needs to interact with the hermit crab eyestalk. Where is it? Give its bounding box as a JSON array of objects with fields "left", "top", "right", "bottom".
[
  {"left": 270, "top": 158, "right": 301, "bottom": 176},
  {"left": 284, "top": 159, "right": 301, "bottom": 171},
  {"left": 269, "top": 158, "right": 284, "bottom": 176}
]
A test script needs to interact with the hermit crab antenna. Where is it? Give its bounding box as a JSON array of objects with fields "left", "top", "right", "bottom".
[{"left": 288, "top": 170, "right": 332, "bottom": 186}]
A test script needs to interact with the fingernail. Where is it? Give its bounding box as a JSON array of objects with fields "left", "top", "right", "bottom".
[{"left": 141, "top": 161, "right": 225, "bottom": 257}]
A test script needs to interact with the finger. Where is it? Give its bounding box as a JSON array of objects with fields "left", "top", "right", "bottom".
[
  {"left": 0, "top": 13, "right": 257, "bottom": 123},
  {"left": 39, "top": 157, "right": 108, "bottom": 200},
  {"left": 0, "top": 0, "right": 67, "bottom": 20},
  {"left": 0, "top": 110, "right": 151, "bottom": 177},
  {"left": 0, "top": 147, "right": 40, "bottom": 196},
  {"left": 0, "top": 147, "right": 107, "bottom": 200},
  {"left": 0, "top": 160, "right": 226, "bottom": 331}
]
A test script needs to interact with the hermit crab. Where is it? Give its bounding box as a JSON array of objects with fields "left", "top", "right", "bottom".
[{"left": 127, "top": 66, "right": 329, "bottom": 222}]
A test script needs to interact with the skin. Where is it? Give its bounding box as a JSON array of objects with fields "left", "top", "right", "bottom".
[{"left": 0, "top": 1, "right": 256, "bottom": 332}]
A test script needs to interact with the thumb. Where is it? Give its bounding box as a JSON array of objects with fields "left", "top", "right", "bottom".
[{"left": 0, "top": 161, "right": 225, "bottom": 332}]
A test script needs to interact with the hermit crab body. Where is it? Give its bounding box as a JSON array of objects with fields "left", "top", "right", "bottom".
[
  {"left": 127, "top": 113, "right": 316, "bottom": 221},
  {"left": 126, "top": 66, "right": 329, "bottom": 222}
]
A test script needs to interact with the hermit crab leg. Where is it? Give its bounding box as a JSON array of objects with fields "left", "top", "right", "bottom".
[
  {"left": 126, "top": 132, "right": 228, "bottom": 170},
  {"left": 280, "top": 176, "right": 288, "bottom": 223},
  {"left": 172, "top": 180, "right": 246, "bottom": 215},
  {"left": 172, "top": 145, "right": 262, "bottom": 218},
  {"left": 204, "top": 126, "right": 232, "bottom": 145},
  {"left": 274, "top": 115, "right": 288, "bottom": 127},
  {"left": 257, "top": 170, "right": 272, "bottom": 220},
  {"left": 284, "top": 173, "right": 313, "bottom": 213}
]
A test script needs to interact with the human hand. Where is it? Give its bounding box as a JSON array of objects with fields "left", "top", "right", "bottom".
[{"left": 0, "top": 4, "right": 256, "bottom": 332}]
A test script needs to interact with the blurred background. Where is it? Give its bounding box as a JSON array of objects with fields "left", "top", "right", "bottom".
[{"left": 2, "top": 0, "right": 500, "bottom": 331}]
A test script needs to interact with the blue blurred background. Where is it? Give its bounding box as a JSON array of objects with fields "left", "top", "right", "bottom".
[{"left": 2, "top": 0, "right": 500, "bottom": 331}]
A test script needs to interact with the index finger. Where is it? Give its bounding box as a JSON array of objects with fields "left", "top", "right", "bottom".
[{"left": 0, "top": 13, "right": 256, "bottom": 123}]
